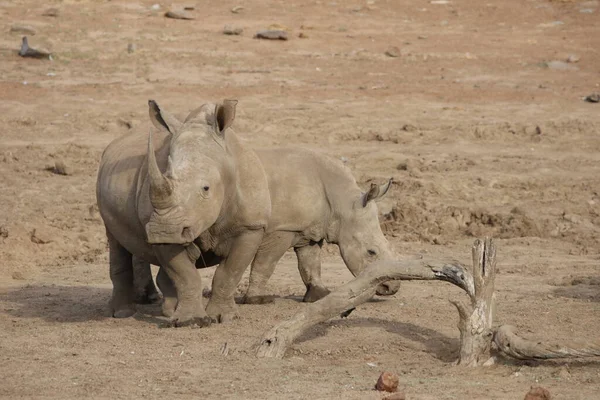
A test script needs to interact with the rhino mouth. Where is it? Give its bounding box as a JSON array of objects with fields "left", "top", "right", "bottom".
[{"left": 145, "top": 221, "right": 198, "bottom": 245}]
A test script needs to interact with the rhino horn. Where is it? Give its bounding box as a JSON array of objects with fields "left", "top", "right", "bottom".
[{"left": 147, "top": 130, "right": 174, "bottom": 208}]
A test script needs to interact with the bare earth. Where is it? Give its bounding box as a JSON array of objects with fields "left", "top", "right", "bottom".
[{"left": 1, "top": 0, "right": 599, "bottom": 398}]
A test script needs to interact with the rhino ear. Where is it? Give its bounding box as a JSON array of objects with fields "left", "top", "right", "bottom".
[
  {"left": 214, "top": 99, "right": 238, "bottom": 135},
  {"left": 361, "top": 178, "right": 393, "bottom": 207},
  {"left": 148, "top": 100, "right": 182, "bottom": 135}
]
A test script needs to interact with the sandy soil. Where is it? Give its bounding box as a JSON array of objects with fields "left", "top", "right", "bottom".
[{"left": 1, "top": 0, "right": 599, "bottom": 398}]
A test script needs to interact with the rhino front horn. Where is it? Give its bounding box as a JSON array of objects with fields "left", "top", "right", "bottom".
[{"left": 147, "top": 130, "right": 173, "bottom": 208}]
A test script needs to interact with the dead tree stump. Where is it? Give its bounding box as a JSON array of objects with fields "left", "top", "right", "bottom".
[{"left": 451, "top": 238, "right": 496, "bottom": 366}]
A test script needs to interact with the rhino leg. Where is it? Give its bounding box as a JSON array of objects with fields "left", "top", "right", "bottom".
[
  {"left": 296, "top": 241, "right": 331, "bottom": 303},
  {"left": 107, "top": 231, "right": 136, "bottom": 318},
  {"left": 244, "top": 231, "right": 296, "bottom": 304},
  {"left": 155, "top": 244, "right": 211, "bottom": 328},
  {"left": 206, "top": 229, "right": 264, "bottom": 322},
  {"left": 132, "top": 256, "right": 161, "bottom": 304},
  {"left": 156, "top": 266, "right": 177, "bottom": 317}
]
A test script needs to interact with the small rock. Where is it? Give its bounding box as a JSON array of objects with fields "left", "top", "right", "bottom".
[
  {"left": 10, "top": 25, "right": 36, "bottom": 35},
  {"left": 384, "top": 393, "right": 406, "bottom": 400},
  {"left": 165, "top": 10, "right": 194, "bottom": 20},
  {"left": 127, "top": 43, "right": 136, "bottom": 53},
  {"left": 151, "top": 4, "right": 161, "bottom": 10},
  {"left": 0, "top": 226, "right": 8, "bottom": 239},
  {"left": 396, "top": 162, "right": 408, "bottom": 171},
  {"left": 298, "top": 32, "right": 308, "bottom": 38},
  {"left": 223, "top": 25, "right": 243, "bottom": 35},
  {"left": 566, "top": 54, "right": 580, "bottom": 63},
  {"left": 30, "top": 228, "right": 52, "bottom": 244},
  {"left": 584, "top": 93, "right": 600, "bottom": 103},
  {"left": 12, "top": 271, "right": 25, "bottom": 280},
  {"left": 375, "top": 371, "right": 399, "bottom": 393},
  {"left": 524, "top": 386, "right": 551, "bottom": 400},
  {"left": 231, "top": 6, "right": 244, "bottom": 13},
  {"left": 42, "top": 8, "right": 60, "bottom": 17},
  {"left": 545, "top": 60, "right": 577, "bottom": 71},
  {"left": 19, "top": 37, "right": 51, "bottom": 59},
  {"left": 183, "top": 6, "right": 195, "bottom": 10},
  {"left": 255, "top": 30, "right": 288, "bottom": 40},
  {"left": 46, "top": 160, "right": 70, "bottom": 176},
  {"left": 117, "top": 118, "right": 134, "bottom": 129},
  {"left": 580, "top": 8, "right": 594, "bottom": 13},
  {"left": 385, "top": 46, "right": 400, "bottom": 57}
]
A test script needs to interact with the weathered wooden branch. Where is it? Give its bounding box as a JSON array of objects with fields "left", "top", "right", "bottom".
[
  {"left": 256, "top": 238, "right": 600, "bottom": 365},
  {"left": 255, "top": 258, "right": 470, "bottom": 359},
  {"left": 494, "top": 325, "right": 600, "bottom": 360}
]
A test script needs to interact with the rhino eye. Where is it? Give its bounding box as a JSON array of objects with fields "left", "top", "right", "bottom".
[
  {"left": 203, "top": 186, "right": 210, "bottom": 192},
  {"left": 367, "top": 249, "right": 377, "bottom": 256}
]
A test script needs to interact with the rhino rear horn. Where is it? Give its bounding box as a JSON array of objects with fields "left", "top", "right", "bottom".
[
  {"left": 148, "top": 100, "right": 183, "bottom": 135},
  {"left": 214, "top": 100, "right": 238, "bottom": 135},
  {"left": 362, "top": 178, "right": 393, "bottom": 207},
  {"left": 147, "top": 130, "right": 174, "bottom": 208}
]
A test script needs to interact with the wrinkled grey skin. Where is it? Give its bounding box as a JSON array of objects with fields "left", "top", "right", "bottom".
[
  {"left": 244, "top": 148, "right": 400, "bottom": 303},
  {"left": 96, "top": 99, "right": 270, "bottom": 326},
  {"left": 136, "top": 148, "right": 399, "bottom": 305}
]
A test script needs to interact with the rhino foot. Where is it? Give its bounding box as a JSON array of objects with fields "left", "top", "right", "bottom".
[
  {"left": 206, "top": 302, "right": 238, "bottom": 324},
  {"left": 161, "top": 316, "right": 213, "bottom": 328},
  {"left": 243, "top": 294, "right": 275, "bottom": 305},
  {"left": 112, "top": 307, "right": 136, "bottom": 318},
  {"left": 302, "top": 285, "right": 331, "bottom": 303}
]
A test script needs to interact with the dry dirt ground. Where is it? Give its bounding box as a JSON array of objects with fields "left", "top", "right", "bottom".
[{"left": 1, "top": 0, "right": 599, "bottom": 398}]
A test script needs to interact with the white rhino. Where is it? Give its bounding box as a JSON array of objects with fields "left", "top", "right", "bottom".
[
  {"left": 96, "top": 99, "right": 271, "bottom": 327},
  {"left": 137, "top": 147, "right": 400, "bottom": 305},
  {"left": 244, "top": 148, "right": 400, "bottom": 303}
]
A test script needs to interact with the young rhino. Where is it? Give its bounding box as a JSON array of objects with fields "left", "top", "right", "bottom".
[
  {"left": 96, "top": 99, "right": 270, "bottom": 326},
  {"left": 243, "top": 148, "right": 400, "bottom": 304}
]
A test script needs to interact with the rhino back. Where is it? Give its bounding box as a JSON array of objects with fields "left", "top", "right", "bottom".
[{"left": 255, "top": 148, "right": 360, "bottom": 236}]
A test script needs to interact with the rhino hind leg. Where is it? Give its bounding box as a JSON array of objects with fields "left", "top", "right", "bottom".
[
  {"left": 107, "top": 232, "right": 136, "bottom": 318},
  {"left": 296, "top": 241, "right": 331, "bottom": 303},
  {"left": 132, "top": 256, "right": 161, "bottom": 304},
  {"left": 244, "top": 231, "right": 296, "bottom": 304}
]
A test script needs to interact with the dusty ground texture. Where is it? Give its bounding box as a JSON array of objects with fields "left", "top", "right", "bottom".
[{"left": 1, "top": 0, "right": 599, "bottom": 398}]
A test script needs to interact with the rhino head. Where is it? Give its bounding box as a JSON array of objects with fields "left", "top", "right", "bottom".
[
  {"left": 337, "top": 179, "right": 401, "bottom": 296},
  {"left": 144, "top": 99, "right": 237, "bottom": 245}
]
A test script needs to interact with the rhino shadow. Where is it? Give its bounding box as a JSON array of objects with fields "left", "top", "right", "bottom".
[
  {"left": 552, "top": 277, "right": 600, "bottom": 303},
  {"left": 1, "top": 284, "right": 112, "bottom": 323},
  {"left": 296, "top": 317, "right": 459, "bottom": 362}
]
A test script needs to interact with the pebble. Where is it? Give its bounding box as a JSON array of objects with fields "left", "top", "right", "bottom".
[
  {"left": 375, "top": 371, "right": 399, "bottom": 392},
  {"left": 584, "top": 93, "right": 600, "bottom": 103},
  {"left": 231, "top": 6, "right": 244, "bottom": 13},
  {"left": 546, "top": 60, "right": 577, "bottom": 71},
  {"left": 566, "top": 54, "right": 580, "bottom": 63},
  {"left": 42, "top": 8, "right": 59, "bottom": 17},
  {"left": 127, "top": 43, "right": 136, "bottom": 53},
  {"left": 383, "top": 393, "right": 406, "bottom": 400},
  {"left": 165, "top": 10, "right": 194, "bottom": 20},
  {"left": 524, "top": 386, "right": 551, "bottom": 400},
  {"left": 255, "top": 30, "right": 288, "bottom": 40},
  {"left": 223, "top": 25, "right": 243, "bottom": 35},
  {"left": 385, "top": 46, "right": 401, "bottom": 57},
  {"left": 46, "top": 160, "right": 70, "bottom": 176}
]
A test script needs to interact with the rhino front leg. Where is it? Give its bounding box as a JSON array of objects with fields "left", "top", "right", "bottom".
[
  {"left": 295, "top": 241, "right": 331, "bottom": 303},
  {"left": 156, "top": 266, "right": 177, "bottom": 317},
  {"left": 155, "top": 244, "right": 211, "bottom": 328},
  {"left": 206, "top": 229, "right": 264, "bottom": 323},
  {"left": 132, "top": 256, "right": 161, "bottom": 304},
  {"left": 244, "top": 231, "right": 296, "bottom": 304},
  {"left": 107, "top": 231, "right": 136, "bottom": 318}
]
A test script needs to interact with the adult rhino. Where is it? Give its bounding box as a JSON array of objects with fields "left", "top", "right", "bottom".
[
  {"left": 96, "top": 99, "right": 270, "bottom": 327},
  {"left": 137, "top": 148, "right": 400, "bottom": 304},
  {"left": 243, "top": 148, "right": 400, "bottom": 303}
]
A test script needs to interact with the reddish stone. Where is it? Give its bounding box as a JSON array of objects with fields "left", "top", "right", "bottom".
[
  {"left": 524, "top": 386, "right": 551, "bottom": 400},
  {"left": 375, "top": 371, "right": 399, "bottom": 393}
]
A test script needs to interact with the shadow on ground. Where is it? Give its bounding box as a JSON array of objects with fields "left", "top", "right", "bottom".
[{"left": 296, "top": 316, "right": 459, "bottom": 362}]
